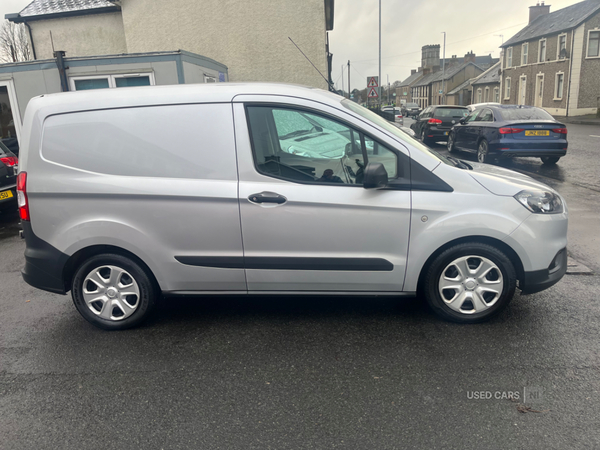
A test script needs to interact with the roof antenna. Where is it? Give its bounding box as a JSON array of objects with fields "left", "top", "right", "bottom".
[{"left": 288, "top": 37, "right": 335, "bottom": 92}]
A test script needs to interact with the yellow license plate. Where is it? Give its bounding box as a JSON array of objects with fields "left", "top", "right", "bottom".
[
  {"left": 0, "top": 190, "right": 14, "bottom": 200},
  {"left": 525, "top": 130, "right": 550, "bottom": 136}
]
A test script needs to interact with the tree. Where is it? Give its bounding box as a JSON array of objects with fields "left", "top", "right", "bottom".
[{"left": 0, "top": 20, "right": 33, "bottom": 63}]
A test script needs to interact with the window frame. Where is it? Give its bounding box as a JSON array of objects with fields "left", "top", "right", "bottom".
[
  {"left": 243, "top": 103, "right": 407, "bottom": 188},
  {"left": 521, "top": 43, "right": 529, "bottom": 65},
  {"left": 493, "top": 87, "right": 500, "bottom": 103},
  {"left": 538, "top": 38, "right": 547, "bottom": 62},
  {"left": 504, "top": 77, "right": 511, "bottom": 100},
  {"left": 557, "top": 33, "right": 568, "bottom": 60},
  {"left": 554, "top": 72, "right": 565, "bottom": 100},
  {"left": 477, "top": 88, "right": 482, "bottom": 103},
  {"left": 484, "top": 87, "right": 490, "bottom": 102},
  {"left": 586, "top": 29, "right": 600, "bottom": 59},
  {"left": 507, "top": 47, "right": 513, "bottom": 68},
  {"left": 69, "top": 72, "right": 156, "bottom": 91}
]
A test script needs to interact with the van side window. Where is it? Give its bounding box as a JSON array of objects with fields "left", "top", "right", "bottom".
[{"left": 247, "top": 106, "right": 402, "bottom": 186}]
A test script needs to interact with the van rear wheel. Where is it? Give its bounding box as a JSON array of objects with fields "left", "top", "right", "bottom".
[
  {"left": 422, "top": 242, "right": 517, "bottom": 323},
  {"left": 71, "top": 253, "right": 158, "bottom": 330}
]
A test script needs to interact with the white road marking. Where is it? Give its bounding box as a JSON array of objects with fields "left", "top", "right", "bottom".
[{"left": 591, "top": 135, "right": 600, "bottom": 138}]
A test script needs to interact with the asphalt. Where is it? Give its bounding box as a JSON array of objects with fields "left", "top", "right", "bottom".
[{"left": 1, "top": 123, "right": 600, "bottom": 449}]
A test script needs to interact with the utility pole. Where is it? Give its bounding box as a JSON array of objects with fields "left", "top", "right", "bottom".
[
  {"left": 341, "top": 64, "right": 345, "bottom": 97},
  {"left": 348, "top": 60, "right": 351, "bottom": 101},
  {"left": 441, "top": 32, "right": 446, "bottom": 105},
  {"left": 379, "top": 0, "right": 382, "bottom": 107},
  {"left": 387, "top": 74, "right": 390, "bottom": 105}
]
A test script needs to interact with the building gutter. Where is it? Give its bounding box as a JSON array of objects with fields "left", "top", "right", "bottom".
[
  {"left": 565, "top": 28, "right": 576, "bottom": 117},
  {"left": 5, "top": 6, "right": 121, "bottom": 23},
  {"left": 23, "top": 21, "right": 37, "bottom": 60}
]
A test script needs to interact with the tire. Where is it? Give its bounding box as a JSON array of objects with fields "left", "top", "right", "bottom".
[
  {"left": 477, "top": 139, "right": 492, "bottom": 163},
  {"left": 71, "top": 253, "right": 158, "bottom": 330},
  {"left": 541, "top": 156, "right": 560, "bottom": 165},
  {"left": 422, "top": 242, "right": 517, "bottom": 323},
  {"left": 447, "top": 132, "right": 458, "bottom": 153}
]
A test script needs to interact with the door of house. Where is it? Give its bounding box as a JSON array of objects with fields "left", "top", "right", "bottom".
[
  {"left": 519, "top": 76, "right": 527, "bottom": 105},
  {"left": 535, "top": 74, "right": 544, "bottom": 108},
  {"left": 0, "top": 80, "right": 21, "bottom": 148}
]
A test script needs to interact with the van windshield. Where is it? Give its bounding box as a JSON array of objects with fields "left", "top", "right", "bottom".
[{"left": 341, "top": 99, "right": 455, "bottom": 167}]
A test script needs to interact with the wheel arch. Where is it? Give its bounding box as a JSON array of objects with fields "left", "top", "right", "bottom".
[
  {"left": 62, "top": 245, "right": 161, "bottom": 294},
  {"left": 416, "top": 235, "right": 525, "bottom": 294}
]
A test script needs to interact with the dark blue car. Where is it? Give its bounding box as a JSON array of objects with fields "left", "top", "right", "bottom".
[{"left": 447, "top": 105, "right": 568, "bottom": 165}]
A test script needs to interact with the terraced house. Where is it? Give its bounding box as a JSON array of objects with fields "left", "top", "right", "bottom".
[{"left": 501, "top": 0, "right": 600, "bottom": 116}]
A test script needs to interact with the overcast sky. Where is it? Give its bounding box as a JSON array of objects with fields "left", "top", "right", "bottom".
[{"left": 1, "top": 0, "right": 586, "bottom": 90}]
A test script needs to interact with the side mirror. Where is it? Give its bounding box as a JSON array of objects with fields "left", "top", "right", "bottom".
[
  {"left": 363, "top": 162, "right": 389, "bottom": 189},
  {"left": 459, "top": 118, "right": 466, "bottom": 124}
]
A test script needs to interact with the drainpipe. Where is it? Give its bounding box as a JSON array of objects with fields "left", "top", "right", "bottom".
[
  {"left": 23, "top": 22, "right": 37, "bottom": 60},
  {"left": 565, "top": 29, "right": 575, "bottom": 117},
  {"left": 54, "top": 51, "right": 69, "bottom": 92}
]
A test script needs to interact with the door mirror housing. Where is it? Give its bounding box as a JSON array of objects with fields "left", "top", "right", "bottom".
[
  {"left": 459, "top": 118, "right": 466, "bottom": 125},
  {"left": 363, "top": 162, "right": 389, "bottom": 189}
]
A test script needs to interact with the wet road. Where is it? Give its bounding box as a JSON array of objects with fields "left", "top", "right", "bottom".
[{"left": 1, "top": 123, "right": 600, "bottom": 449}]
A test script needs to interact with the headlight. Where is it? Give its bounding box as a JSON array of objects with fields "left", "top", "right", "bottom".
[{"left": 514, "top": 190, "right": 563, "bottom": 214}]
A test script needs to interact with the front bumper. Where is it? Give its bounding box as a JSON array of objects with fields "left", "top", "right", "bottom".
[{"left": 520, "top": 248, "right": 567, "bottom": 294}]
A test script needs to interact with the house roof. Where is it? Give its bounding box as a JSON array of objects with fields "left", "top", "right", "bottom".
[
  {"left": 400, "top": 71, "right": 424, "bottom": 87},
  {"left": 6, "top": 0, "right": 120, "bottom": 22},
  {"left": 414, "top": 61, "right": 483, "bottom": 87},
  {"left": 447, "top": 78, "right": 477, "bottom": 95},
  {"left": 472, "top": 62, "right": 501, "bottom": 86},
  {"left": 502, "top": 0, "right": 600, "bottom": 47}
]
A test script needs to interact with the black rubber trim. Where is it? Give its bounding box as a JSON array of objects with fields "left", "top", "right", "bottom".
[
  {"left": 175, "top": 256, "right": 394, "bottom": 272},
  {"left": 520, "top": 248, "right": 567, "bottom": 295},
  {"left": 21, "top": 221, "right": 68, "bottom": 295},
  {"left": 175, "top": 256, "right": 244, "bottom": 269}
]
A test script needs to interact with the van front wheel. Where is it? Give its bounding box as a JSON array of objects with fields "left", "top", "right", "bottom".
[
  {"left": 422, "top": 242, "right": 517, "bottom": 323},
  {"left": 71, "top": 253, "right": 158, "bottom": 330}
]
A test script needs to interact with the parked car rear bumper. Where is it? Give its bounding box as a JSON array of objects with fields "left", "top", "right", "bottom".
[{"left": 490, "top": 139, "right": 568, "bottom": 157}]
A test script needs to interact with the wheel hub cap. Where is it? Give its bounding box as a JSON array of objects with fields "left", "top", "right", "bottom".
[
  {"left": 438, "top": 255, "right": 504, "bottom": 315},
  {"left": 82, "top": 265, "right": 140, "bottom": 321}
]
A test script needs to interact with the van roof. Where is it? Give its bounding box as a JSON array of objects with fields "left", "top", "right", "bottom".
[{"left": 26, "top": 83, "right": 344, "bottom": 118}]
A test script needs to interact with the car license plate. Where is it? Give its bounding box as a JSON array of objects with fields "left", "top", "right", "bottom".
[
  {"left": 444, "top": 132, "right": 449, "bottom": 135},
  {"left": 0, "top": 190, "right": 13, "bottom": 200},
  {"left": 525, "top": 130, "right": 550, "bottom": 136}
]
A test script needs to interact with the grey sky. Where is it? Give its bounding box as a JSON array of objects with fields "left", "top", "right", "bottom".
[{"left": 1, "top": 0, "right": 586, "bottom": 91}]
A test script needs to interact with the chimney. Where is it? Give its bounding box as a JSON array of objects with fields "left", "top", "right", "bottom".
[
  {"left": 423, "top": 67, "right": 431, "bottom": 75},
  {"left": 411, "top": 69, "right": 416, "bottom": 75},
  {"left": 529, "top": 1, "right": 551, "bottom": 24},
  {"left": 464, "top": 51, "right": 476, "bottom": 63},
  {"left": 421, "top": 44, "right": 441, "bottom": 69}
]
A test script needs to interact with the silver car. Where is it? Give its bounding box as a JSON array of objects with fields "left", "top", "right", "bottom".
[{"left": 18, "top": 83, "right": 568, "bottom": 329}]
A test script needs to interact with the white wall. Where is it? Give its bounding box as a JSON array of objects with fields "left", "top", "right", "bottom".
[
  {"left": 119, "top": 0, "right": 329, "bottom": 89},
  {"left": 29, "top": 12, "right": 127, "bottom": 59}
]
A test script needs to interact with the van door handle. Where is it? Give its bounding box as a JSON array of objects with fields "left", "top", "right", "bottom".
[{"left": 248, "top": 192, "right": 287, "bottom": 205}]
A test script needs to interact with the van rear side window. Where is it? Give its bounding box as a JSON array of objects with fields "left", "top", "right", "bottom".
[{"left": 41, "top": 104, "right": 237, "bottom": 180}]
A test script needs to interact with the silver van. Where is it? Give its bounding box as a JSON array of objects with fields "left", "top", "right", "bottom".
[{"left": 18, "top": 84, "right": 568, "bottom": 330}]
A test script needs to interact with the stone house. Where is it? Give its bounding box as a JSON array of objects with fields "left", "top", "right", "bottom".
[
  {"left": 7, "top": 0, "right": 335, "bottom": 90},
  {"left": 500, "top": 0, "right": 600, "bottom": 116},
  {"left": 395, "top": 70, "right": 423, "bottom": 105},
  {"left": 470, "top": 62, "right": 502, "bottom": 104}
]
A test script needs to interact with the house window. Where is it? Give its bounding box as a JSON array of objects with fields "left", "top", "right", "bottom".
[
  {"left": 555, "top": 73, "right": 564, "bottom": 99},
  {"left": 522, "top": 43, "right": 528, "bottom": 65},
  {"left": 484, "top": 87, "right": 490, "bottom": 102},
  {"left": 70, "top": 73, "right": 155, "bottom": 91},
  {"left": 539, "top": 39, "right": 547, "bottom": 62},
  {"left": 505, "top": 78, "right": 511, "bottom": 99},
  {"left": 494, "top": 87, "right": 500, "bottom": 103},
  {"left": 204, "top": 75, "right": 217, "bottom": 83},
  {"left": 557, "top": 34, "right": 567, "bottom": 59},
  {"left": 477, "top": 88, "right": 482, "bottom": 103},
  {"left": 507, "top": 47, "right": 513, "bottom": 68},
  {"left": 587, "top": 30, "right": 600, "bottom": 58}
]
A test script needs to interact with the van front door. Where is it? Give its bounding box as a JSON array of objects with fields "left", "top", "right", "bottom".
[{"left": 233, "top": 101, "right": 411, "bottom": 293}]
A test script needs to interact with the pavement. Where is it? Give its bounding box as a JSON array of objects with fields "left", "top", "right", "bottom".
[
  {"left": 1, "top": 122, "right": 600, "bottom": 449},
  {"left": 554, "top": 114, "right": 600, "bottom": 126}
]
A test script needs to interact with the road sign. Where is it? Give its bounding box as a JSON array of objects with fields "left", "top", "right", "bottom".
[
  {"left": 367, "top": 76, "right": 379, "bottom": 87},
  {"left": 368, "top": 87, "right": 379, "bottom": 98}
]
